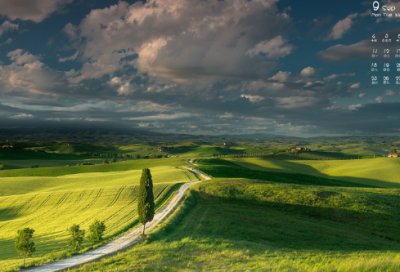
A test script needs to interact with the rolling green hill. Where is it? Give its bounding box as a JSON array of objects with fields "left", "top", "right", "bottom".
[
  {"left": 223, "top": 157, "right": 400, "bottom": 188},
  {"left": 194, "top": 159, "right": 377, "bottom": 188},
  {"left": 0, "top": 162, "right": 200, "bottom": 271},
  {"left": 0, "top": 166, "right": 199, "bottom": 196},
  {"left": 0, "top": 183, "right": 179, "bottom": 271},
  {"left": 0, "top": 157, "right": 187, "bottom": 177},
  {"left": 69, "top": 179, "right": 400, "bottom": 272}
]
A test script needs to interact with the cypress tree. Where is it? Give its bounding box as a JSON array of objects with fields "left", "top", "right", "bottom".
[{"left": 138, "top": 168, "right": 155, "bottom": 235}]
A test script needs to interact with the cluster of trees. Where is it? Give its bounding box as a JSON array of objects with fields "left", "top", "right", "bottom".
[
  {"left": 14, "top": 168, "right": 156, "bottom": 267},
  {"left": 15, "top": 220, "right": 106, "bottom": 267},
  {"left": 81, "top": 152, "right": 167, "bottom": 159},
  {"left": 0, "top": 164, "right": 4, "bottom": 170},
  {"left": 390, "top": 148, "right": 397, "bottom": 153},
  {"left": 80, "top": 152, "right": 128, "bottom": 158},
  {"left": 30, "top": 164, "right": 39, "bottom": 168},
  {"left": 67, "top": 219, "right": 106, "bottom": 253}
]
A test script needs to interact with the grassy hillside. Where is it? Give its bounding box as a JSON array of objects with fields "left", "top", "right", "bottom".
[
  {"left": 70, "top": 180, "right": 400, "bottom": 272},
  {"left": 0, "top": 166, "right": 200, "bottom": 196},
  {"left": 194, "top": 159, "right": 376, "bottom": 188},
  {"left": 224, "top": 157, "right": 400, "bottom": 188},
  {"left": 0, "top": 157, "right": 187, "bottom": 177},
  {"left": 0, "top": 183, "right": 180, "bottom": 271}
]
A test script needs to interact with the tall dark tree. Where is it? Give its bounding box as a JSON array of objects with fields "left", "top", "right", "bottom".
[
  {"left": 137, "top": 168, "right": 155, "bottom": 235},
  {"left": 15, "top": 228, "right": 35, "bottom": 267}
]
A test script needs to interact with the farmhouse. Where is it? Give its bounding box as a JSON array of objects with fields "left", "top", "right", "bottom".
[
  {"left": 296, "top": 147, "right": 309, "bottom": 151},
  {"left": 388, "top": 153, "right": 398, "bottom": 158},
  {"left": 1, "top": 145, "right": 20, "bottom": 149}
]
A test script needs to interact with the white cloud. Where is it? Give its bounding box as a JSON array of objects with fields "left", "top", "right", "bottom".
[
  {"left": 0, "top": 38, "right": 13, "bottom": 46},
  {"left": 358, "top": 93, "right": 366, "bottom": 98},
  {"left": 10, "top": 113, "right": 34, "bottom": 119},
  {"left": 240, "top": 94, "right": 265, "bottom": 103},
  {"left": 350, "top": 83, "right": 360, "bottom": 89},
  {"left": 300, "top": 67, "right": 315, "bottom": 77},
  {"left": 125, "top": 112, "right": 196, "bottom": 121},
  {"left": 0, "top": 0, "right": 72, "bottom": 22},
  {"left": 348, "top": 104, "right": 362, "bottom": 110},
  {"left": 376, "top": 96, "right": 383, "bottom": 103},
  {"left": 328, "top": 13, "right": 357, "bottom": 40},
  {"left": 0, "top": 49, "right": 68, "bottom": 95},
  {"left": 66, "top": 0, "right": 292, "bottom": 84},
  {"left": 275, "top": 96, "right": 319, "bottom": 108},
  {"left": 383, "top": 89, "right": 395, "bottom": 96},
  {"left": 323, "top": 72, "right": 355, "bottom": 82},
  {"left": 0, "top": 21, "right": 18, "bottom": 37},
  {"left": 58, "top": 51, "right": 78, "bottom": 62},
  {"left": 270, "top": 71, "right": 291, "bottom": 82},
  {"left": 7, "top": 49, "right": 40, "bottom": 64},
  {"left": 324, "top": 102, "right": 341, "bottom": 110},
  {"left": 245, "top": 36, "right": 294, "bottom": 59}
]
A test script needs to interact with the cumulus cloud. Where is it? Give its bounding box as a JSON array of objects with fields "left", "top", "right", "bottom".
[
  {"left": 350, "top": 83, "right": 360, "bottom": 89},
  {"left": 7, "top": 49, "right": 40, "bottom": 64},
  {"left": 383, "top": 89, "right": 395, "bottom": 96},
  {"left": 10, "top": 113, "right": 34, "bottom": 119},
  {"left": 245, "top": 36, "right": 294, "bottom": 59},
  {"left": 0, "top": 49, "right": 69, "bottom": 95},
  {"left": 270, "top": 71, "right": 291, "bottom": 82},
  {"left": 328, "top": 13, "right": 357, "bottom": 40},
  {"left": 65, "top": 0, "right": 292, "bottom": 84},
  {"left": 300, "top": 67, "right": 315, "bottom": 77},
  {"left": 58, "top": 51, "right": 78, "bottom": 62},
  {"left": 348, "top": 104, "right": 362, "bottom": 110},
  {"left": 323, "top": 72, "right": 355, "bottom": 82},
  {"left": 240, "top": 94, "right": 265, "bottom": 103},
  {"left": 0, "top": 0, "right": 72, "bottom": 22},
  {"left": 358, "top": 93, "right": 366, "bottom": 98},
  {"left": 0, "top": 21, "right": 18, "bottom": 37}
]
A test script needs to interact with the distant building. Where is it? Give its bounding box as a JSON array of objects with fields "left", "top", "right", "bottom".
[
  {"left": 1, "top": 145, "right": 20, "bottom": 149},
  {"left": 296, "top": 147, "right": 309, "bottom": 151},
  {"left": 388, "top": 153, "right": 398, "bottom": 158}
]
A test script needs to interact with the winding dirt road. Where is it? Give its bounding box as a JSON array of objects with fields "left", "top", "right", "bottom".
[{"left": 24, "top": 163, "right": 209, "bottom": 272}]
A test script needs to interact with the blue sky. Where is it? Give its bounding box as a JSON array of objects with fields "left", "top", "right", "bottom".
[{"left": 0, "top": 0, "right": 400, "bottom": 136}]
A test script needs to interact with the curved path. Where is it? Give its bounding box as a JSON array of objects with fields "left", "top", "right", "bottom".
[{"left": 25, "top": 164, "right": 209, "bottom": 272}]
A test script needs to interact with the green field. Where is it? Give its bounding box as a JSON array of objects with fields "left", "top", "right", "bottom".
[
  {"left": 0, "top": 164, "right": 200, "bottom": 271},
  {"left": 70, "top": 179, "right": 400, "bottom": 272},
  {"left": 0, "top": 157, "right": 187, "bottom": 177},
  {"left": 221, "top": 157, "right": 400, "bottom": 188}
]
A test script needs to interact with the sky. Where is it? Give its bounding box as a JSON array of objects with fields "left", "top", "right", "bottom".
[{"left": 0, "top": 0, "right": 400, "bottom": 137}]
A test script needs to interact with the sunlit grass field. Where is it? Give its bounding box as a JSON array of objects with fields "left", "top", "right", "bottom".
[
  {"left": 0, "top": 157, "right": 187, "bottom": 177},
  {"left": 0, "top": 164, "right": 199, "bottom": 271},
  {"left": 0, "top": 166, "right": 199, "bottom": 196},
  {"left": 70, "top": 179, "right": 400, "bottom": 272},
  {"left": 224, "top": 157, "right": 400, "bottom": 188}
]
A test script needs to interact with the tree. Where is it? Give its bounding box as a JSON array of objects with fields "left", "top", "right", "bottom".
[
  {"left": 137, "top": 168, "right": 155, "bottom": 235},
  {"left": 15, "top": 228, "right": 35, "bottom": 267},
  {"left": 87, "top": 220, "right": 106, "bottom": 245},
  {"left": 67, "top": 224, "right": 85, "bottom": 253},
  {"left": 0, "top": 164, "right": 4, "bottom": 170},
  {"left": 103, "top": 158, "right": 109, "bottom": 164},
  {"left": 111, "top": 157, "right": 117, "bottom": 163},
  {"left": 390, "top": 148, "right": 397, "bottom": 154}
]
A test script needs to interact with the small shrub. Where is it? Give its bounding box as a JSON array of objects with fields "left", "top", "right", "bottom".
[
  {"left": 0, "top": 164, "right": 4, "bottom": 170},
  {"left": 87, "top": 220, "right": 106, "bottom": 245},
  {"left": 67, "top": 224, "right": 85, "bottom": 253}
]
